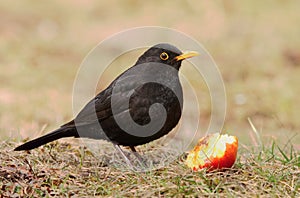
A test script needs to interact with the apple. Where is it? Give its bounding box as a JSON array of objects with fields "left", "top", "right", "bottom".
[{"left": 185, "top": 133, "right": 238, "bottom": 171}]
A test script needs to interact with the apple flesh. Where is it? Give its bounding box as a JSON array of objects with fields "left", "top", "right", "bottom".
[{"left": 185, "top": 133, "right": 238, "bottom": 171}]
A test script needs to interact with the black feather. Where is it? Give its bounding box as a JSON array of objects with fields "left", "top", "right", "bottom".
[{"left": 14, "top": 128, "right": 77, "bottom": 151}]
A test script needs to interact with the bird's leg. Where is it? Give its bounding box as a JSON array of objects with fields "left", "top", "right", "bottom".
[
  {"left": 129, "top": 146, "right": 146, "bottom": 167},
  {"left": 113, "top": 144, "right": 135, "bottom": 170}
]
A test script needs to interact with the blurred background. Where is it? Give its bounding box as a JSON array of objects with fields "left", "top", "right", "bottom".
[{"left": 1, "top": 1, "right": 299, "bottom": 148}]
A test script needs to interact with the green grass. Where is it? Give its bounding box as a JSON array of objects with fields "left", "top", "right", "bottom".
[
  {"left": 1, "top": 0, "right": 300, "bottom": 144},
  {"left": 0, "top": 139, "right": 299, "bottom": 197}
]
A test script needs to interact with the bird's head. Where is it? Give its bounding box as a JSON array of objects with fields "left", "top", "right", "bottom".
[{"left": 135, "top": 43, "right": 199, "bottom": 70}]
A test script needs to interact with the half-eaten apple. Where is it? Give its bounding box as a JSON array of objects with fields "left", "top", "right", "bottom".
[{"left": 185, "top": 133, "right": 238, "bottom": 171}]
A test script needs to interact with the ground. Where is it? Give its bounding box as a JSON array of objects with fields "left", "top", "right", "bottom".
[{"left": 0, "top": 140, "right": 299, "bottom": 197}]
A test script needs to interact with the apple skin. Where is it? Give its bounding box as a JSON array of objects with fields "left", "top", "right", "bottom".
[{"left": 185, "top": 133, "right": 238, "bottom": 171}]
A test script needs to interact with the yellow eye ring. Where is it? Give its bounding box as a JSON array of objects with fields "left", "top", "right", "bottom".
[{"left": 160, "top": 52, "right": 169, "bottom": 60}]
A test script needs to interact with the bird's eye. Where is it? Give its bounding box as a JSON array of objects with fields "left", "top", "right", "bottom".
[{"left": 160, "top": 52, "right": 169, "bottom": 60}]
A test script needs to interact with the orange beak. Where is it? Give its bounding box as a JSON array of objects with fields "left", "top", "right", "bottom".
[{"left": 174, "top": 51, "right": 199, "bottom": 61}]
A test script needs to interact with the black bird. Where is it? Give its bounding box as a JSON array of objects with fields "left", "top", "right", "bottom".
[{"left": 14, "top": 43, "right": 198, "bottom": 163}]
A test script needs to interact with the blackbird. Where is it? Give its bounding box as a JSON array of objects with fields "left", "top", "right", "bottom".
[{"left": 14, "top": 43, "right": 198, "bottom": 161}]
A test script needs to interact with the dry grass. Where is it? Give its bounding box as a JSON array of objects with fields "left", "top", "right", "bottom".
[
  {"left": 0, "top": 140, "right": 299, "bottom": 197},
  {"left": 1, "top": 0, "right": 300, "bottom": 144}
]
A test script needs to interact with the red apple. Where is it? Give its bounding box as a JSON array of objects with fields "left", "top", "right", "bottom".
[{"left": 185, "top": 133, "right": 238, "bottom": 171}]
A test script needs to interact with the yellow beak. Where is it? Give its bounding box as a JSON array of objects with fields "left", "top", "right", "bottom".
[{"left": 175, "top": 51, "right": 199, "bottom": 61}]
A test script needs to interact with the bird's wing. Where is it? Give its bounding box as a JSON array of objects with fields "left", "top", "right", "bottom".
[
  {"left": 62, "top": 62, "right": 180, "bottom": 128},
  {"left": 64, "top": 73, "right": 144, "bottom": 127}
]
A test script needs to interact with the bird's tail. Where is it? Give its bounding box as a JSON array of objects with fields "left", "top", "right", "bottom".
[{"left": 14, "top": 127, "right": 78, "bottom": 151}]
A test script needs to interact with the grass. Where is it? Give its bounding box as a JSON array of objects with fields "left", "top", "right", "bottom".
[
  {"left": 0, "top": 138, "right": 299, "bottom": 197},
  {"left": 1, "top": 0, "right": 300, "bottom": 144}
]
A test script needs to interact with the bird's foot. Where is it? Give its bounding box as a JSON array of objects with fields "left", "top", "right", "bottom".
[
  {"left": 113, "top": 144, "right": 148, "bottom": 171},
  {"left": 113, "top": 144, "right": 137, "bottom": 171},
  {"left": 129, "top": 146, "right": 148, "bottom": 170}
]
